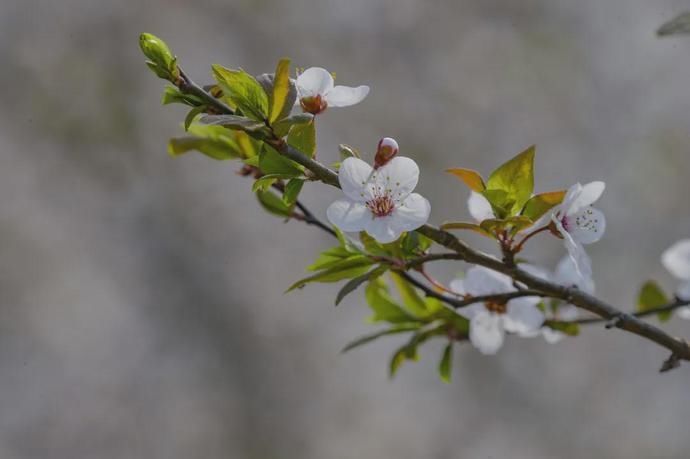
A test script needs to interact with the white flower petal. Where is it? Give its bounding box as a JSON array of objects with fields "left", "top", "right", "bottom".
[
  {"left": 662, "top": 239, "right": 690, "bottom": 280},
  {"left": 676, "top": 306, "right": 690, "bottom": 320},
  {"left": 467, "top": 191, "right": 495, "bottom": 222},
  {"left": 554, "top": 256, "right": 595, "bottom": 294},
  {"left": 542, "top": 327, "right": 565, "bottom": 344},
  {"left": 374, "top": 157, "right": 419, "bottom": 202},
  {"left": 389, "top": 193, "right": 430, "bottom": 233},
  {"left": 455, "top": 303, "right": 486, "bottom": 321},
  {"left": 449, "top": 279, "right": 465, "bottom": 295},
  {"left": 503, "top": 298, "right": 544, "bottom": 334},
  {"left": 295, "top": 67, "right": 334, "bottom": 97},
  {"left": 565, "top": 181, "right": 605, "bottom": 215},
  {"left": 677, "top": 280, "right": 690, "bottom": 301},
  {"left": 464, "top": 266, "right": 514, "bottom": 296},
  {"left": 326, "top": 199, "right": 370, "bottom": 232},
  {"left": 469, "top": 312, "right": 505, "bottom": 355},
  {"left": 563, "top": 206, "right": 605, "bottom": 244},
  {"left": 554, "top": 216, "right": 593, "bottom": 282},
  {"left": 325, "top": 85, "right": 370, "bottom": 107},
  {"left": 557, "top": 304, "right": 579, "bottom": 321},
  {"left": 520, "top": 263, "right": 551, "bottom": 282},
  {"left": 364, "top": 216, "right": 401, "bottom": 243},
  {"left": 338, "top": 157, "right": 376, "bottom": 202}
]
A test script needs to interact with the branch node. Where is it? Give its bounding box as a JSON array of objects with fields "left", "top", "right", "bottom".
[{"left": 605, "top": 313, "right": 627, "bottom": 329}]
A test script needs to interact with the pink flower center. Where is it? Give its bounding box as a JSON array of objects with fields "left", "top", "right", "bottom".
[{"left": 366, "top": 194, "right": 395, "bottom": 218}]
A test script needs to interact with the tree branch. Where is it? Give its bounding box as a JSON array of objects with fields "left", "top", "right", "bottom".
[{"left": 181, "top": 70, "right": 690, "bottom": 370}]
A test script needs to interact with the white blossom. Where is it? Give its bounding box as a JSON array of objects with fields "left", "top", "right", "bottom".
[
  {"left": 449, "top": 266, "right": 544, "bottom": 354},
  {"left": 661, "top": 239, "right": 690, "bottom": 319},
  {"left": 327, "top": 155, "right": 430, "bottom": 243},
  {"left": 295, "top": 67, "right": 369, "bottom": 115},
  {"left": 551, "top": 182, "right": 606, "bottom": 283}
]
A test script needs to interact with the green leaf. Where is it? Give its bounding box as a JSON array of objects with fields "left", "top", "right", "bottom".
[
  {"left": 401, "top": 231, "right": 433, "bottom": 256},
  {"left": 161, "top": 86, "right": 202, "bottom": 106},
  {"left": 389, "top": 323, "right": 446, "bottom": 378},
  {"left": 269, "top": 58, "right": 294, "bottom": 123},
  {"left": 658, "top": 12, "right": 690, "bottom": 36},
  {"left": 168, "top": 136, "right": 241, "bottom": 160},
  {"left": 479, "top": 218, "right": 507, "bottom": 236},
  {"left": 545, "top": 321, "right": 580, "bottom": 336},
  {"left": 440, "top": 222, "right": 493, "bottom": 238},
  {"left": 637, "top": 280, "right": 671, "bottom": 322},
  {"left": 446, "top": 168, "right": 485, "bottom": 192},
  {"left": 359, "top": 231, "right": 388, "bottom": 256},
  {"left": 283, "top": 178, "right": 304, "bottom": 207},
  {"left": 287, "top": 121, "right": 317, "bottom": 158},
  {"left": 252, "top": 176, "right": 278, "bottom": 193},
  {"left": 139, "top": 33, "right": 178, "bottom": 81},
  {"left": 184, "top": 106, "right": 207, "bottom": 131},
  {"left": 256, "top": 189, "right": 291, "bottom": 217},
  {"left": 521, "top": 190, "right": 566, "bottom": 221},
  {"left": 286, "top": 256, "right": 374, "bottom": 292},
  {"left": 199, "top": 114, "right": 268, "bottom": 133},
  {"left": 486, "top": 145, "right": 535, "bottom": 216},
  {"left": 438, "top": 342, "right": 453, "bottom": 383},
  {"left": 335, "top": 266, "right": 387, "bottom": 306},
  {"left": 390, "top": 272, "right": 429, "bottom": 317},
  {"left": 341, "top": 324, "right": 422, "bottom": 353},
  {"left": 259, "top": 145, "right": 303, "bottom": 177},
  {"left": 212, "top": 65, "right": 269, "bottom": 121},
  {"left": 272, "top": 114, "right": 314, "bottom": 138},
  {"left": 366, "top": 278, "right": 416, "bottom": 324},
  {"left": 307, "top": 246, "right": 357, "bottom": 271},
  {"left": 480, "top": 189, "right": 514, "bottom": 219},
  {"left": 338, "top": 144, "right": 361, "bottom": 160},
  {"left": 505, "top": 215, "right": 535, "bottom": 234}
]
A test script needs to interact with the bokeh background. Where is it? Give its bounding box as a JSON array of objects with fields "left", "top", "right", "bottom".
[{"left": 1, "top": 0, "right": 690, "bottom": 457}]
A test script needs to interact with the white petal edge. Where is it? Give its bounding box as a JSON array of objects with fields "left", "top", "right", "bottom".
[
  {"left": 662, "top": 239, "right": 690, "bottom": 280},
  {"left": 364, "top": 216, "right": 401, "bottom": 243},
  {"left": 554, "top": 216, "right": 593, "bottom": 282},
  {"left": 677, "top": 280, "right": 690, "bottom": 301},
  {"left": 467, "top": 191, "right": 495, "bottom": 222},
  {"left": 676, "top": 306, "right": 690, "bottom": 320},
  {"left": 390, "top": 193, "right": 430, "bottom": 233},
  {"left": 542, "top": 327, "right": 565, "bottom": 344},
  {"left": 464, "top": 266, "right": 514, "bottom": 296},
  {"left": 338, "top": 157, "right": 375, "bottom": 202},
  {"left": 565, "top": 181, "right": 605, "bottom": 215},
  {"left": 469, "top": 312, "right": 505, "bottom": 355},
  {"left": 326, "top": 199, "right": 370, "bottom": 232},
  {"left": 503, "top": 298, "right": 545, "bottom": 334},
  {"left": 554, "top": 256, "right": 595, "bottom": 294},
  {"left": 325, "top": 85, "right": 370, "bottom": 107},
  {"left": 455, "top": 303, "right": 485, "bottom": 320},
  {"left": 375, "top": 156, "right": 419, "bottom": 203},
  {"left": 449, "top": 279, "right": 466, "bottom": 295},
  {"left": 296, "top": 67, "right": 334, "bottom": 98}
]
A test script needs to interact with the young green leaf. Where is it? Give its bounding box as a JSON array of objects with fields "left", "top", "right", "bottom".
[
  {"left": 161, "top": 86, "right": 202, "bottom": 106},
  {"left": 521, "top": 190, "right": 566, "bottom": 221},
  {"left": 184, "top": 106, "right": 207, "bottom": 131},
  {"left": 256, "top": 189, "right": 292, "bottom": 217},
  {"left": 438, "top": 342, "right": 453, "bottom": 383},
  {"left": 168, "top": 136, "right": 241, "bottom": 160},
  {"left": 139, "top": 33, "right": 178, "bottom": 81},
  {"left": 486, "top": 145, "right": 535, "bottom": 215},
  {"left": 366, "top": 278, "right": 416, "bottom": 323},
  {"left": 390, "top": 273, "right": 430, "bottom": 317},
  {"left": 286, "top": 256, "right": 374, "bottom": 292},
  {"left": 657, "top": 12, "right": 690, "bottom": 36},
  {"left": 259, "top": 145, "right": 303, "bottom": 177},
  {"left": 269, "top": 58, "right": 294, "bottom": 123},
  {"left": 283, "top": 178, "right": 304, "bottom": 207},
  {"left": 272, "top": 114, "right": 313, "bottom": 138},
  {"left": 545, "top": 321, "right": 580, "bottom": 336},
  {"left": 287, "top": 121, "right": 317, "bottom": 158},
  {"left": 341, "top": 324, "right": 422, "bottom": 353},
  {"left": 307, "top": 246, "right": 358, "bottom": 271},
  {"left": 335, "top": 266, "right": 387, "bottom": 306},
  {"left": 446, "top": 168, "right": 485, "bottom": 192},
  {"left": 212, "top": 65, "right": 269, "bottom": 121},
  {"left": 637, "top": 280, "right": 671, "bottom": 322}
]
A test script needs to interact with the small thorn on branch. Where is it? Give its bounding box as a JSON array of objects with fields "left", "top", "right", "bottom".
[
  {"left": 605, "top": 313, "right": 627, "bottom": 329},
  {"left": 660, "top": 353, "right": 681, "bottom": 373}
]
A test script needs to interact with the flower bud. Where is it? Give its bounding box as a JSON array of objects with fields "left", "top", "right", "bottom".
[
  {"left": 139, "top": 33, "right": 179, "bottom": 81},
  {"left": 374, "top": 137, "right": 399, "bottom": 169}
]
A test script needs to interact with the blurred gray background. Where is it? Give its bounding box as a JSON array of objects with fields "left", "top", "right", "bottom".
[{"left": 1, "top": 0, "right": 690, "bottom": 458}]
